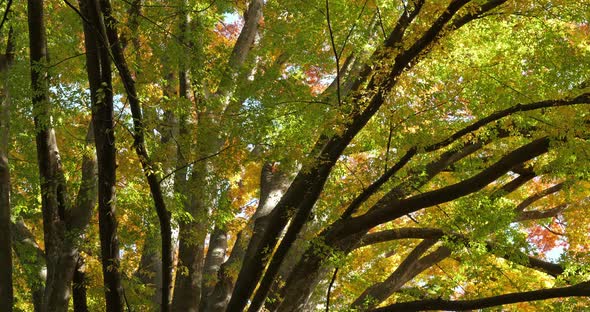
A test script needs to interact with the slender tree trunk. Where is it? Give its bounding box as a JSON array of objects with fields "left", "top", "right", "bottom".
[
  {"left": 0, "top": 27, "right": 14, "bottom": 312},
  {"left": 0, "top": 91, "right": 12, "bottom": 312},
  {"left": 135, "top": 232, "right": 163, "bottom": 306},
  {"left": 351, "top": 242, "right": 449, "bottom": 309},
  {"left": 11, "top": 220, "right": 46, "bottom": 312},
  {"left": 68, "top": 124, "right": 97, "bottom": 311},
  {"left": 78, "top": 0, "right": 124, "bottom": 310},
  {"left": 97, "top": 1, "right": 174, "bottom": 309}
]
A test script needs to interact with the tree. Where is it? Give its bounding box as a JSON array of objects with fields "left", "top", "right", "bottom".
[
  {"left": 4, "top": 0, "right": 590, "bottom": 311},
  {"left": 0, "top": 22, "right": 15, "bottom": 312}
]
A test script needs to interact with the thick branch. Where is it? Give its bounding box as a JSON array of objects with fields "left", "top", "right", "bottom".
[
  {"left": 516, "top": 203, "right": 568, "bottom": 222},
  {"left": 352, "top": 239, "right": 443, "bottom": 309},
  {"left": 340, "top": 91, "right": 589, "bottom": 221},
  {"left": 426, "top": 93, "right": 589, "bottom": 152},
  {"left": 357, "top": 227, "right": 564, "bottom": 277},
  {"left": 332, "top": 137, "right": 551, "bottom": 239},
  {"left": 370, "top": 282, "right": 590, "bottom": 311},
  {"left": 515, "top": 182, "right": 565, "bottom": 213}
]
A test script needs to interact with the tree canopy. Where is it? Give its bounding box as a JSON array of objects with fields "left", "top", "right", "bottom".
[{"left": 1, "top": 0, "right": 590, "bottom": 311}]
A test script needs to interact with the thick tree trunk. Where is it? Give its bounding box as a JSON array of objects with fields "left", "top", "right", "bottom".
[
  {"left": 171, "top": 0, "right": 264, "bottom": 309},
  {"left": 200, "top": 227, "right": 228, "bottom": 306},
  {"left": 169, "top": 18, "right": 205, "bottom": 307},
  {"left": 27, "top": 2, "right": 76, "bottom": 311},
  {"left": 171, "top": 188, "right": 206, "bottom": 312},
  {"left": 0, "top": 27, "right": 14, "bottom": 312},
  {"left": 205, "top": 164, "right": 291, "bottom": 311}
]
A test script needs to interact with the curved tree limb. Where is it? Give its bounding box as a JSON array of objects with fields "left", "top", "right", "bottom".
[
  {"left": 331, "top": 137, "right": 551, "bottom": 239},
  {"left": 369, "top": 281, "right": 590, "bottom": 311},
  {"left": 352, "top": 239, "right": 444, "bottom": 309}
]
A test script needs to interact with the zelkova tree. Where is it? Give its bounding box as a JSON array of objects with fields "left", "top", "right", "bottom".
[
  {"left": 25, "top": 0, "right": 98, "bottom": 311},
  {"left": 4, "top": 0, "right": 590, "bottom": 311}
]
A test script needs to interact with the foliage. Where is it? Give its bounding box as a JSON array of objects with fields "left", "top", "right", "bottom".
[{"left": 2, "top": 0, "right": 590, "bottom": 311}]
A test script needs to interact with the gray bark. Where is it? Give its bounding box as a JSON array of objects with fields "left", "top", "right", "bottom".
[
  {"left": 204, "top": 163, "right": 291, "bottom": 311},
  {"left": 27, "top": 2, "right": 74, "bottom": 310},
  {"left": 173, "top": 0, "right": 265, "bottom": 309},
  {"left": 200, "top": 227, "right": 228, "bottom": 306}
]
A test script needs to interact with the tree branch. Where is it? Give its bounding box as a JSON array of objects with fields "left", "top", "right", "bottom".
[
  {"left": 515, "top": 182, "right": 566, "bottom": 213},
  {"left": 352, "top": 239, "right": 443, "bottom": 309},
  {"left": 357, "top": 227, "right": 565, "bottom": 277},
  {"left": 370, "top": 281, "right": 590, "bottom": 311},
  {"left": 332, "top": 137, "right": 551, "bottom": 239}
]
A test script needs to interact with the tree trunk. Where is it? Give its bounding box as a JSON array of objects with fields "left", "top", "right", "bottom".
[
  {"left": 11, "top": 220, "right": 45, "bottom": 312},
  {"left": 0, "top": 26, "right": 14, "bottom": 312},
  {"left": 73, "top": 257, "right": 89, "bottom": 312},
  {"left": 98, "top": 0, "right": 174, "bottom": 308},
  {"left": 171, "top": 190, "right": 206, "bottom": 312},
  {"left": 205, "top": 163, "right": 291, "bottom": 311},
  {"left": 200, "top": 226, "right": 228, "bottom": 308},
  {"left": 78, "top": 0, "right": 124, "bottom": 310},
  {"left": 28, "top": 1, "right": 75, "bottom": 311},
  {"left": 135, "top": 232, "right": 163, "bottom": 306}
]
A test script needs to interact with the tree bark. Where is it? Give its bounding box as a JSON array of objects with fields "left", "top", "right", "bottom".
[
  {"left": 11, "top": 220, "right": 45, "bottom": 312},
  {"left": 171, "top": 176, "right": 207, "bottom": 312},
  {"left": 352, "top": 243, "right": 450, "bottom": 310},
  {"left": 230, "top": 2, "right": 478, "bottom": 310},
  {"left": 200, "top": 227, "right": 228, "bottom": 305},
  {"left": 135, "top": 231, "right": 163, "bottom": 306},
  {"left": 97, "top": 1, "right": 174, "bottom": 308},
  {"left": 173, "top": 0, "right": 265, "bottom": 308},
  {"left": 78, "top": 0, "right": 124, "bottom": 310},
  {"left": 204, "top": 163, "right": 291, "bottom": 311},
  {"left": 28, "top": 2, "right": 78, "bottom": 311},
  {"left": 0, "top": 26, "right": 14, "bottom": 312},
  {"left": 370, "top": 282, "right": 590, "bottom": 311},
  {"left": 73, "top": 257, "right": 89, "bottom": 312}
]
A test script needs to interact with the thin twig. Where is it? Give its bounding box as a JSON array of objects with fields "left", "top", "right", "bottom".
[
  {"left": 325, "top": 0, "right": 341, "bottom": 106},
  {"left": 384, "top": 118, "right": 393, "bottom": 173},
  {"left": 375, "top": 4, "right": 386, "bottom": 39},
  {"left": 47, "top": 51, "right": 88, "bottom": 68},
  {"left": 326, "top": 267, "right": 339, "bottom": 312},
  {"left": 338, "top": 0, "right": 369, "bottom": 58},
  {"left": 0, "top": 0, "right": 12, "bottom": 32},
  {"left": 159, "top": 145, "right": 232, "bottom": 183}
]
